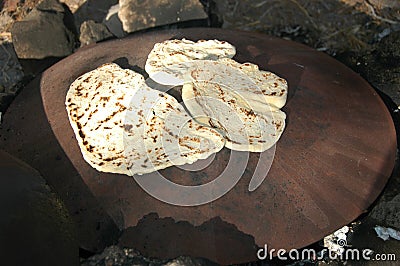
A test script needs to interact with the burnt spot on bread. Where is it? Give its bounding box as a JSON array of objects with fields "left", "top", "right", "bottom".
[
  {"left": 273, "top": 121, "right": 283, "bottom": 130},
  {"left": 78, "top": 129, "right": 85, "bottom": 139},
  {"left": 124, "top": 124, "right": 133, "bottom": 131},
  {"left": 87, "top": 145, "right": 95, "bottom": 153},
  {"left": 225, "top": 136, "right": 241, "bottom": 145},
  {"left": 240, "top": 107, "right": 256, "bottom": 118},
  {"left": 100, "top": 96, "right": 110, "bottom": 101},
  {"left": 103, "top": 155, "right": 122, "bottom": 162},
  {"left": 96, "top": 81, "right": 103, "bottom": 89}
]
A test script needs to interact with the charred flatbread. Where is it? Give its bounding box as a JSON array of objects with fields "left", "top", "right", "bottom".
[{"left": 66, "top": 63, "right": 225, "bottom": 175}]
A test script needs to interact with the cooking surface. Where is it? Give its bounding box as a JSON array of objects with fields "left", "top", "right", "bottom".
[{"left": 37, "top": 28, "right": 395, "bottom": 264}]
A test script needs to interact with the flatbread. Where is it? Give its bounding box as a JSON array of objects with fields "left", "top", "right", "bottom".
[
  {"left": 123, "top": 80, "right": 225, "bottom": 175},
  {"left": 216, "top": 58, "right": 288, "bottom": 110},
  {"left": 182, "top": 82, "right": 286, "bottom": 152},
  {"left": 182, "top": 60, "right": 286, "bottom": 152},
  {"left": 66, "top": 63, "right": 225, "bottom": 176},
  {"left": 165, "top": 58, "right": 287, "bottom": 111},
  {"left": 145, "top": 39, "right": 236, "bottom": 86}
]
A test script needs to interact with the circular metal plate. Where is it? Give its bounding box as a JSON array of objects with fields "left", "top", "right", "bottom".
[{"left": 40, "top": 28, "right": 396, "bottom": 264}]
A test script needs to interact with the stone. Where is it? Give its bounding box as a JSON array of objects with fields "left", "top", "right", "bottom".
[
  {"left": 73, "top": 0, "right": 118, "bottom": 31},
  {"left": 0, "top": 40, "right": 24, "bottom": 92},
  {"left": 11, "top": 0, "right": 76, "bottom": 59},
  {"left": 368, "top": 156, "right": 400, "bottom": 230},
  {"left": 369, "top": 194, "right": 400, "bottom": 229},
  {"left": 80, "top": 245, "right": 216, "bottom": 266},
  {"left": 79, "top": 20, "right": 113, "bottom": 46},
  {"left": 81, "top": 246, "right": 164, "bottom": 266},
  {"left": 0, "top": 40, "right": 24, "bottom": 111},
  {"left": 0, "top": 150, "right": 79, "bottom": 266},
  {"left": 165, "top": 256, "right": 217, "bottom": 266},
  {"left": 59, "top": 0, "right": 87, "bottom": 13},
  {"left": 36, "top": 0, "right": 65, "bottom": 12},
  {"left": 118, "top": 0, "right": 208, "bottom": 33},
  {"left": 103, "top": 4, "right": 126, "bottom": 38}
]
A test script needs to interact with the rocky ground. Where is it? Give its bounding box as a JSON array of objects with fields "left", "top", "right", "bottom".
[{"left": 0, "top": 0, "right": 399, "bottom": 265}]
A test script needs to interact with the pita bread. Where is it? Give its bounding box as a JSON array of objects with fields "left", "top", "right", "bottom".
[
  {"left": 181, "top": 60, "right": 286, "bottom": 152},
  {"left": 160, "top": 58, "right": 287, "bottom": 111},
  {"left": 145, "top": 39, "right": 236, "bottom": 86},
  {"left": 216, "top": 58, "right": 288, "bottom": 110},
  {"left": 182, "top": 82, "right": 286, "bottom": 152},
  {"left": 66, "top": 63, "right": 225, "bottom": 176},
  {"left": 123, "top": 80, "right": 225, "bottom": 175}
]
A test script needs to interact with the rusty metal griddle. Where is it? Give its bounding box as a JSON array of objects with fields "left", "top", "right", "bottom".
[{"left": 37, "top": 28, "right": 395, "bottom": 264}]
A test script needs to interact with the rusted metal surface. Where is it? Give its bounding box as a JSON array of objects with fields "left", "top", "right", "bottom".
[{"left": 22, "top": 28, "right": 397, "bottom": 264}]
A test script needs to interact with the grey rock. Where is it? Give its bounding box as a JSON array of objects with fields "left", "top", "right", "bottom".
[
  {"left": 0, "top": 150, "right": 79, "bottom": 266},
  {"left": 80, "top": 245, "right": 165, "bottom": 266},
  {"left": 165, "top": 256, "right": 217, "bottom": 266},
  {"left": 0, "top": 40, "right": 24, "bottom": 111},
  {"left": 369, "top": 194, "right": 400, "bottom": 229},
  {"left": 79, "top": 20, "right": 113, "bottom": 46},
  {"left": 37, "top": 0, "right": 66, "bottom": 13},
  {"left": 0, "top": 40, "right": 24, "bottom": 92},
  {"left": 59, "top": 0, "right": 87, "bottom": 13},
  {"left": 80, "top": 245, "right": 216, "bottom": 266},
  {"left": 11, "top": 0, "right": 76, "bottom": 59},
  {"left": 103, "top": 4, "right": 126, "bottom": 38},
  {"left": 73, "top": 0, "right": 118, "bottom": 30},
  {"left": 118, "top": 0, "right": 208, "bottom": 33}
]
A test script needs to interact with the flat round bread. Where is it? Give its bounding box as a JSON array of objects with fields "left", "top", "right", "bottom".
[
  {"left": 123, "top": 80, "right": 225, "bottom": 175},
  {"left": 145, "top": 39, "right": 236, "bottom": 86},
  {"left": 216, "top": 58, "right": 288, "bottom": 110},
  {"left": 181, "top": 60, "right": 287, "bottom": 152},
  {"left": 172, "top": 59, "right": 287, "bottom": 112},
  {"left": 182, "top": 82, "right": 286, "bottom": 152},
  {"left": 66, "top": 63, "right": 225, "bottom": 176}
]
